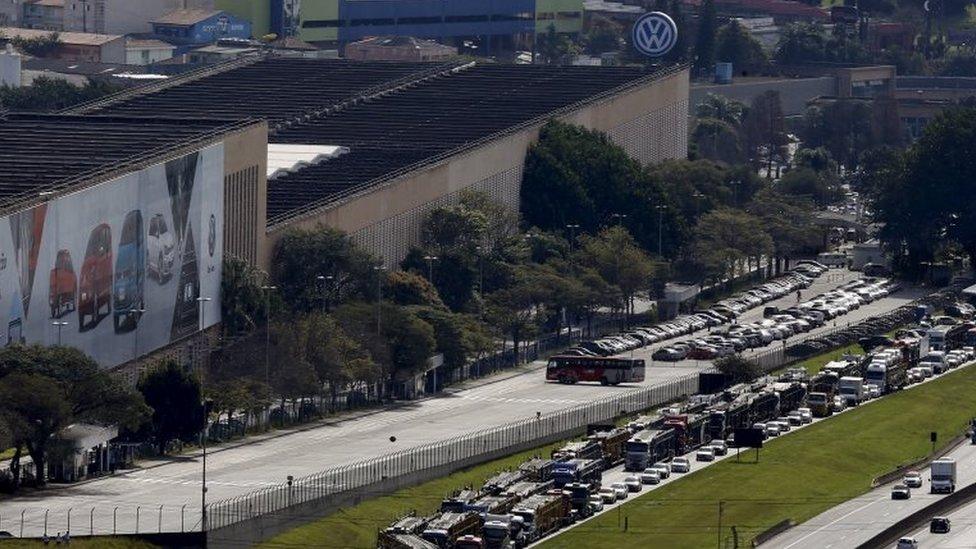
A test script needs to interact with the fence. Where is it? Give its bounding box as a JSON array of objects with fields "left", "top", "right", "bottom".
[{"left": 205, "top": 372, "right": 699, "bottom": 541}]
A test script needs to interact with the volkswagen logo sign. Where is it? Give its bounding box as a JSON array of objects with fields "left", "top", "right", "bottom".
[{"left": 632, "top": 12, "right": 678, "bottom": 57}]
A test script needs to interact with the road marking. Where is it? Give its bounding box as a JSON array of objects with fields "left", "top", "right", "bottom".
[{"left": 781, "top": 496, "right": 887, "bottom": 549}]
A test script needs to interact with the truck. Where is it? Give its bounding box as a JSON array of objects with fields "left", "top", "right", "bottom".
[
  {"left": 422, "top": 512, "right": 482, "bottom": 548},
  {"left": 551, "top": 440, "right": 602, "bottom": 462},
  {"left": 919, "top": 351, "right": 948, "bottom": 374},
  {"left": 481, "top": 514, "right": 526, "bottom": 549},
  {"left": 807, "top": 392, "right": 832, "bottom": 418},
  {"left": 624, "top": 428, "right": 675, "bottom": 471},
  {"left": 810, "top": 371, "right": 839, "bottom": 397},
  {"left": 864, "top": 362, "right": 907, "bottom": 394},
  {"left": 511, "top": 495, "right": 566, "bottom": 541},
  {"left": 822, "top": 358, "right": 861, "bottom": 378},
  {"left": 551, "top": 458, "right": 603, "bottom": 489},
  {"left": 747, "top": 391, "right": 780, "bottom": 424},
  {"left": 503, "top": 481, "right": 553, "bottom": 501},
  {"left": 663, "top": 413, "right": 709, "bottom": 455},
  {"left": 627, "top": 412, "right": 665, "bottom": 433},
  {"left": 441, "top": 490, "right": 481, "bottom": 513},
  {"left": 518, "top": 459, "right": 554, "bottom": 483},
  {"left": 774, "top": 382, "right": 807, "bottom": 414},
  {"left": 483, "top": 470, "right": 525, "bottom": 496},
  {"left": 838, "top": 376, "right": 865, "bottom": 407},
  {"left": 707, "top": 398, "right": 749, "bottom": 441},
  {"left": 563, "top": 482, "right": 594, "bottom": 519},
  {"left": 587, "top": 427, "right": 631, "bottom": 466},
  {"left": 931, "top": 458, "right": 957, "bottom": 494},
  {"left": 466, "top": 494, "right": 519, "bottom": 515},
  {"left": 378, "top": 531, "right": 440, "bottom": 549}
]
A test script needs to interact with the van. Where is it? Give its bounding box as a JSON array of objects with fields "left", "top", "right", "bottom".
[{"left": 816, "top": 252, "right": 848, "bottom": 268}]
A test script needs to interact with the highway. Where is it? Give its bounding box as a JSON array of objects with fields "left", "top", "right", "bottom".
[
  {"left": 0, "top": 270, "right": 923, "bottom": 537},
  {"left": 903, "top": 446, "right": 976, "bottom": 548},
  {"left": 763, "top": 419, "right": 976, "bottom": 548}
]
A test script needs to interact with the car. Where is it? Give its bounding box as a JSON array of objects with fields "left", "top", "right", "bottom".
[
  {"left": 610, "top": 482, "right": 629, "bottom": 500},
  {"left": 903, "top": 471, "right": 923, "bottom": 488},
  {"left": 640, "top": 468, "right": 661, "bottom": 485},
  {"left": 598, "top": 487, "right": 617, "bottom": 503},
  {"left": 797, "top": 408, "right": 812, "bottom": 424},
  {"left": 766, "top": 424, "right": 781, "bottom": 437},
  {"left": 652, "top": 347, "right": 685, "bottom": 361},
  {"left": 752, "top": 422, "right": 769, "bottom": 440},
  {"left": 147, "top": 212, "right": 176, "bottom": 283},
  {"left": 774, "top": 418, "right": 791, "bottom": 432},
  {"left": 891, "top": 484, "right": 911, "bottom": 500},
  {"left": 651, "top": 463, "right": 671, "bottom": 479},
  {"left": 930, "top": 516, "right": 951, "bottom": 534},
  {"left": 78, "top": 223, "right": 113, "bottom": 332},
  {"left": 623, "top": 476, "right": 642, "bottom": 492},
  {"left": 671, "top": 457, "right": 691, "bottom": 473},
  {"left": 588, "top": 495, "right": 605, "bottom": 512},
  {"left": 711, "top": 440, "right": 728, "bottom": 456},
  {"left": 696, "top": 447, "right": 715, "bottom": 462},
  {"left": 896, "top": 536, "right": 918, "bottom": 549},
  {"left": 787, "top": 411, "right": 803, "bottom": 426},
  {"left": 113, "top": 210, "right": 146, "bottom": 333},
  {"left": 49, "top": 248, "right": 77, "bottom": 320},
  {"left": 0, "top": 531, "right": 11, "bottom": 538}
]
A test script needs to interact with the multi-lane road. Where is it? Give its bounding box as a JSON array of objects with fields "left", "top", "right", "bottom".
[
  {"left": 0, "top": 270, "right": 923, "bottom": 537},
  {"left": 908, "top": 473, "right": 976, "bottom": 547}
]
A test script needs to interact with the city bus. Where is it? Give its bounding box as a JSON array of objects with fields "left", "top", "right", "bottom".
[{"left": 545, "top": 355, "right": 646, "bottom": 385}]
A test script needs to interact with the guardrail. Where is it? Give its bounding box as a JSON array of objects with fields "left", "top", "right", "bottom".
[{"left": 206, "top": 373, "right": 699, "bottom": 535}]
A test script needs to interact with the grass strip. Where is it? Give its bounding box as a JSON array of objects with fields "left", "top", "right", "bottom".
[
  {"left": 260, "top": 442, "right": 565, "bottom": 548},
  {"left": 540, "top": 362, "right": 976, "bottom": 549}
]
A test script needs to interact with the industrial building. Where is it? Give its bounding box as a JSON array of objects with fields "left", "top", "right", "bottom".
[
  {"left": 68, "top": 57, "right": 689, "bottom": 271},
  {"left": 0, "top": 113, "right": 266, "bottom": 376}
]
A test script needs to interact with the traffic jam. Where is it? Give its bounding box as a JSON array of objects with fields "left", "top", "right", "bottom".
[{"left": 377, "top": 285, "right": 975, "bottom": 549}]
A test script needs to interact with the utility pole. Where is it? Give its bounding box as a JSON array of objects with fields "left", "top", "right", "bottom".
[
  {"left": 655, "top": 205, "right": 667, "bottom": 257},
  {"left": 374, "top": 265, "right": 386, "bottom": 334},
  {"left": 52, "top": 321, "right": 68, "bottom": 346},
  {"left": 565, "top": 224, "right": 579, "bottom": 251},
  {"left": 423, "top": 255, "right": 438, "bottom": 282},
  {"left": 260, "top": 286, "right": 276, "bottom": 386}
]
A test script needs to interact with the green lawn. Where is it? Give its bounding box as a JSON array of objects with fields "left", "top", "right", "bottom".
[
  {"left": 260, "top": 441, "right": 566, "bottom": 549},
  {"left": 540, "top": 363, "right": 976, "bottom": 549}
]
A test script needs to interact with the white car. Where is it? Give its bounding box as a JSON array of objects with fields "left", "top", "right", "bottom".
[
  {"left": 904, "top": 471, "right": 923, "bottom": 488},
  {"left": 598, "top": 487, "right": 617, "bottom": 503},
  {"left": 611, "top": 482, "right": 629, "bottom": 500},
  {"left": 896, "top": 537, "right": 918, "bottom": 549},
  {"left": 797, "top": 408, "right": 813, "bottom": 424},
  {"left": 147, "top": 213, "right": 176, "bottom": 283},
  {"left": 623, "top": 476, "right": 643, "bottom": 492},
  {"left": 588, "top": 494, "right": 604, "bottom": 512},
  {"left": 640, "top": 469, "right": 661, "bottom": 485},
  {"left": 766, "top": 424, "right": 781, "bottom": 437},
  {"left": 651, "top": 463, "right": 671, "bottom": 479},
  {"left": 711, "top": 440, "right": 728, "bottom": 456},
  {"left": 696, "top": 447, "right": 716, "bottom": 462},
  {"left": 671, "top": 457, "right": 691, "bottom": 473}
]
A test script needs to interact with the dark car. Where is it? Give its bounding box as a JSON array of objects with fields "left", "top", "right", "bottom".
[
  {"left": 49, "top": 249, "right": 76, "bottom": 319},
  {"left": 78, "top": 223, "right": 112, "bottom": 332},
  {"left": 113, "top": 210, "right": 145, "bottom": 333},
  {"left": 652, "top": 347, "right": 685, "bottom": 361},
  {"left": 930, "top": 516, "right": 951, "bottom": 534}
]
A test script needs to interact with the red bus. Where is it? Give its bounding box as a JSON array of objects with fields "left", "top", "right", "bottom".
[{"left": 546, "top": 355, "right": 646, "bottom": 385}]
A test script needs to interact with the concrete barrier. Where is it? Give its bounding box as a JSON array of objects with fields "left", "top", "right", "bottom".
[
  {"left": 871, "top": 434, "right": 968, "bottom": 488},
  {"left": 855, "top": 482, "right": 976, "bottom": 549},
  {"left": 752, "top": 518, "right": 795, "bottom": 547}
]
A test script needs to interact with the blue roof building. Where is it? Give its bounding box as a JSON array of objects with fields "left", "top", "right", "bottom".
[{"left": 150, "top": 9, "right": 252, "bottom": 47}]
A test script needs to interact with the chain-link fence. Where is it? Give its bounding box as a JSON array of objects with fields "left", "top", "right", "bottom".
[{"left": 205, "top": 372, "right": 699, "bottom": 532}]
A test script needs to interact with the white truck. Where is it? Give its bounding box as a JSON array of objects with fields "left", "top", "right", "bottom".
[
  {"left": 838, "top": 376, "right": 865, "bottom": 407},
  {"left": 919, "top": 352, "right": 947, "bottom": 374},
  {"left": 931, "top": 458, "right": 957, "bottom": 494}
]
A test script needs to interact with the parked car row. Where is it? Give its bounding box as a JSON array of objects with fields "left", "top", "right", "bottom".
[{"left": 563, "top": 262, "right": 834, "bottom": 360}]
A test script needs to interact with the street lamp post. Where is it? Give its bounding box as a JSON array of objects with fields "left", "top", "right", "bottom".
[
  {"left": 260, "top": 286, "right": 276, "bottom": 386},
  {"left": 423, "top": 255, "right": 438, "bottom": 282},
  {"left": 565, "top": 224, "right": 579, "bottom": 251},
  {"left": 655, "top": 205, "right": 667, "bottom": 257},
  {"left": 692, "top": 191, "right": 704, "bottom": 218},
  {"left": 373, "top": 266, "right": 386, "bottom": 334},
  {"left": 610, "top": 213, "right": 627, "bottom": 226},
  {"left": 51, "top": 321, "right": 68, "bottom": 346},
  {"left": 196, "top": 294, "right": 212, "bottom": 533},
  {"left": 315, "top": 276, "right": 333, "bottom": 313}
]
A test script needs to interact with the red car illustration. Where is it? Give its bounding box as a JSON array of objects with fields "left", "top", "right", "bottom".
[{"left": 78, "top": 223, "right": 112, "bottom": 332}]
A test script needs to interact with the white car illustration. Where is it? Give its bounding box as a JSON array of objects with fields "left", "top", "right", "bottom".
[{"left": 147, "top": 213, "right": 175, "bottom": 283}]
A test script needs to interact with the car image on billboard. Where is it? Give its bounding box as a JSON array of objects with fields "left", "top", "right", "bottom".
[
  {"left": 113, "top": 210, "right": 145, "bottom": 333},
  {"left": 49, "top": 249, "right": 76, "bottom": 319},
  {"left": 78, "top": 223, "right": 112, "bottom": 332},
  {"left": 147, "top": 213, "right": 175, "bottom": 283}
]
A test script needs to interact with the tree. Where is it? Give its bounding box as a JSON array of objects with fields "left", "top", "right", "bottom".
[
  {"left": 799, "top": 100, "right": 877, "bottom": 170},
  {"left": 303, "top": 313, "right": 378, "bottom": 409},
  {"left": 715, "top": 21, "right": 767, "bottom": 73},
  {"left": 793, "top": 147, "right": 837, "bottom": 173},
  {"left": 334, "top": 302, "right": 436, "bottom": 386},
  {"left": 422, "top": 204, "right": 487, "bottom": 255},
  {"left": 0, "top": 346, "right": 147, "bottom": 486},
  {"left": 778, "top": 168, "right": 842, "bottom": 207},
  {"left": 576, "top": 226, "right": 657, "bottom": 322},
  {"left": 693, "top": 0, "right": 718, "bottom": 72},
  {"left": 385, "top": 270, "right": 446, "bottom": 309},
  {"left": 11, "top": 33, "right": 60, "bottom": 57},
  {"left": 271, "top": 225, "right": 380, "bottom": 312},
  {"left": 715, "top": 355, "right": 761, "bottom": 383},
  {"left": 695, "top": 93, "right": 746, "bottom": 126},
  {"left": 742, "top": 91, "right": 789, "bottom": 174},
  {"left": 691, "top": 118, "right": 745, "bottom": 166},
  {"left": 747, "top": 188, "right": 819, "bottom": 273},
  {"left": 221, "top": 256, "right": 270, "bottom": 336},
  {"left": 0, "top": 77, "right": 122, "bottom": 112},
  {"left": 693, "top": 208, "right": 773, "bottom": 285},
  {"left": 537, "top": 24, "right": 580, "bottom": 64},
  {"left": 584, "top": 24, "right": 622, "bottom": 55},
  {"left": 485, "top": 276, "right": 544, "bottom": 365},
  {"left": 137, "top": 361, "right": 205, "bottom": 455},
  {"left": 774, "top": 23, "right": 828, "bottom": 64}
]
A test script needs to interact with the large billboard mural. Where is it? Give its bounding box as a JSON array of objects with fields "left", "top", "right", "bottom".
[{"left": 0, "top": 145, "right": 224, "bottom": 368}]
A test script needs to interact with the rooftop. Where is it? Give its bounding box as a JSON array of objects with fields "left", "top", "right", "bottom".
[
  {"left": 0, "top": 27, "right": 122, "bottom": 46},
  {"left": 0, "top": 114, "right": 254, "bottom": 214},
  {"left": 151, "top": 8, "right": 223, "bottom": 26},
  {"left": 69, "top": 57, "right": 682, "bottom": 226}
]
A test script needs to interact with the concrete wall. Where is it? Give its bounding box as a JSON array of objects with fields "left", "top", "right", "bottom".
[
  {"left": 223, "top": 122, "right": 269, "bottom": 267},
  {"left": 261, "top": 67, "right": 689, "bottom": 269},
  {"left": 692, "top": 76, "right": 836, "bottom": 116}
]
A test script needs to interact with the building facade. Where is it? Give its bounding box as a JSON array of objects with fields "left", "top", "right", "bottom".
[
  {"left": 151, "top": 9, "right": 252, "bottom": 46},
  {"left": 63, "top": 0, "right": 215, "bottom": 35},
  {"left": 23, "top": 0, "right": 64, "bottom": 30},
  {"left": 0, "top": 26, "right": 125, "bottom": 63}
]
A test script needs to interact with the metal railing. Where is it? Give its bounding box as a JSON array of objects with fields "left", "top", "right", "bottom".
[{"left": 205, "top": 372, "right": 699, "bottom": 531}]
